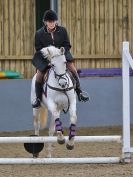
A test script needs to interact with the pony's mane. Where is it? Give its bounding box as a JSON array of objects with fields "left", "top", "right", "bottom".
[{"left": 41, "top": 46, "right": 61, "bottom": 59}]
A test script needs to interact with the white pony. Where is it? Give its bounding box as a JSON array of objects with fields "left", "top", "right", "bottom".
[{"left": 31, "top": 46, "right": 77, "bottom": 157}]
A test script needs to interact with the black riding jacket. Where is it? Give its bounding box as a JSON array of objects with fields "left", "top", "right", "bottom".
[{"left": 35, "top": 25, "right": 73, "bottom": 61}]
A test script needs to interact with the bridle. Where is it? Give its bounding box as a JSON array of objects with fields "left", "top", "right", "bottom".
[
  {"left": 48, "top": 64, "right": 74, "bottom": 92},
  {"left": 53, "top": 69, "right": 69, "bottom": 88}
]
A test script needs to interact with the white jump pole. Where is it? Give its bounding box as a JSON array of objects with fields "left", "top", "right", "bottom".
[
  {"left": 122, "top": 42, "right": 132, "bottom": 162},
  {"left": 0, "top": 136, "right": 121, "bottom": 143},
  {"left": 0, "top": 157, "right": 121, "bottom": 164}
]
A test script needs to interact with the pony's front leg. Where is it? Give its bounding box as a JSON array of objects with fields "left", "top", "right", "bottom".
[
  {"left": 33, "top": 108, "right": 41, "bottom": 136},
  {"left": 66, "top": 103, "right": 77, "bottom": 150},
  {"left": 55, "top": 117, "right": 65, "bottom": 145},
  {"left": 49, "top": 102, "right": 65, "bottom": 145}
]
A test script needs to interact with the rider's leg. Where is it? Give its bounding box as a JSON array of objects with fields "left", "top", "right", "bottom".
[
  {"left": 32, "top": 67, "right": 50, "bottom": 108},
  {"left": 32, "top": 70, "right": 44, "bottom": 108},
  {"left": 67, "top": 61, "right": 89, "bottom": 102}
]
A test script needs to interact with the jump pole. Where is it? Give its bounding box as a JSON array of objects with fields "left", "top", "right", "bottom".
[
  {"left": 0, "top": 157, "right": 120, "bottom": 164},
  {"left": 0, "top": 136, "right": 121, "bottom": 164},
  {"left": 0, "top": 136, "right": 121, "bottom": 143}
]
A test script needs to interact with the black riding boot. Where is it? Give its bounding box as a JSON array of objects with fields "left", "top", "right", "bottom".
[
  {"left": 72, "top": 72, "right": 89, "bottom": 102},
  {"left": 32, "top": 81, "right": 43, "bottom": 108}
]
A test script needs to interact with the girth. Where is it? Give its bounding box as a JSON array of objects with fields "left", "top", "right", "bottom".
[{"left": 47, "top": 84, "right": 74, "bottom": 92}]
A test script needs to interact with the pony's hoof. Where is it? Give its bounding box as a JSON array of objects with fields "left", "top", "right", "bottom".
[
  {"left": 57, "top": 138, "right": 65, "bottom": 145},
  {"left": 66, "top": 144, "right": 74, "bottom": 150},
  {"left": 57, "top": 131, "right": 65, "bottom": 144}
]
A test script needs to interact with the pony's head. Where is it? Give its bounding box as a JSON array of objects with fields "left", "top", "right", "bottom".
[{"left": 41, "top": 46, "right": 68, "bottom": 88}]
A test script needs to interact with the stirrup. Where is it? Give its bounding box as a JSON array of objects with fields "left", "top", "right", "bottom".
[
  {"left": 32, "top": 98, "right": 41, "bottom": 108},
  {"left": 78, "top": 91, "right": 90, "bottom": 102}
]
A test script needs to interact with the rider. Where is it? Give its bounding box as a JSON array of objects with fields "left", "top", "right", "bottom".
[{"left": 32, "top": 10, "right": 89, "bottom": 108}]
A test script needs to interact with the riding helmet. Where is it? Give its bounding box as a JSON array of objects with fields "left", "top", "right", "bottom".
[{"left": 43, "top": 10, "right": 58, "bottom": 21}]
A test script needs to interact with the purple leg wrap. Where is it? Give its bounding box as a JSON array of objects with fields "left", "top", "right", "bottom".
[
  {"left": 55, "top": 118, "right": 63, "bottom": 132},
  {"left": 69, "top": 124, "right": 76, "bottom": 139}
]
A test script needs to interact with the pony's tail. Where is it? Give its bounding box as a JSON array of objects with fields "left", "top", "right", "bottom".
[{"left": 39, "top": 106, "right": 48, "bottom": 129}]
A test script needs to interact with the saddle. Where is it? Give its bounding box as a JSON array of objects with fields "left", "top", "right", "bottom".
[{"left": 67, "top": 69, "right": 76, "bottom": 89}]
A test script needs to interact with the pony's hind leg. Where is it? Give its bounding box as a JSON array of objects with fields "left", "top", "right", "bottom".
[
  {"left": 31, "top": 108, "right": 41, "bottom": 158},
  {"left": 47, "top": 118, "right": 55, "bottom": 158},
  {"left": 33, "top": 108, "right": 41, "bottom": 136}
]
